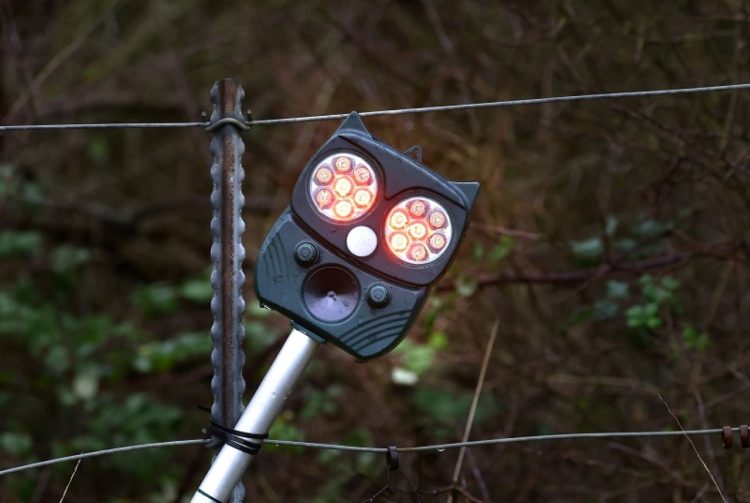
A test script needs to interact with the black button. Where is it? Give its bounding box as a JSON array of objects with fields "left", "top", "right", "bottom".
[
  {"left": 294, "top": 242, "right": 319, "bottom": 267},
  {"left": 367, "top": 284, "right": 390, "bottom": 308}
]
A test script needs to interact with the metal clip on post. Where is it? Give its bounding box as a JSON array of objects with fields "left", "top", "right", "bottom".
[{"left": 192, "top": 328, "right": 319, "bottom": 503}]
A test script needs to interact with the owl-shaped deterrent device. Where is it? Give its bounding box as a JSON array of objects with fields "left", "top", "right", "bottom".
[{"left": 255, "top": 113, "right": 479, "bottom": 360}]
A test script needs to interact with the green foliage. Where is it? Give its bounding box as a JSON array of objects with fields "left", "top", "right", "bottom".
[
  {"left": 682, "top": 325, "right": 711, "bottom": 352},
  {"left": 267, "top": 410, "right": 305, "bottom": 453},
  {"left": 0, "top": 249, "right": 224, "bottom": 496},
  {"left": 300, "top": 385, "right": 342, "bottom": 420},
  {"left": 0, "top": 231, "right": 43, "bottom": 259},
  {"left": 412, "top": 385, "right": 500, "bottom": 433},
  {"left": 392, "top": 331, "right": 449, "bottom": 385},
  {"left": 625, "top": 275, "right": 681, "bottom": 330},
  {"left": 133, "top": 331, "right": 212, "bottom": 373},
  {"left": 132, "top": 283, "right": 180, "bottom": 317},
  {"left": 0, "top": 432, "right": 33, "bottom": 457},
  {"left": 570, "top": 237, "right": 603, "bottom": 265}
]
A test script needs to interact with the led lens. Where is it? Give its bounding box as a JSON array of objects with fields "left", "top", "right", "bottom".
[
  {"left": 316, "top": 189, "right": 333, "bottom": 208},
  {"left": 428, "top": 233, "right": 446, "bottom": 251},
  {"left": 389, "top": 232, "right": 408, "bottom": 252},
  {"left": 429, "top": 211, "right": 446, "bottom": 229},
  {"left": 314, "top": 167, "right": 334, "bottom": 185},
  {"left": 409, "top": 199, "right": 428, "bottom": 217},
  {"left": 389, "top": 210, "right": 408, "bottom": 230},
  {"left": 334, "top": 200, "right": 353, "bottom": 218},
  {"left": 334, "top": 177, "right": 353, "bottom": 197},
  {"left": 408, "top": 244, "right": 428, "bottom": 262},
  {"left": 310, "top": 153, "right": 378, "bottom": 222},
  {"left": 384, "top": 196, "right": 453, "bottom": 264},
  {"left": 353, "top": 188, "right": 373, "bottom": 207},
  {"left": 353, "top": 167, "right": 371, "bottom": 185},
  {"left": 334, "top": 156, "right": 352, "bottom": 172},
  {"left": 408, "top": 222, "right": 427, "bottom": 240}
]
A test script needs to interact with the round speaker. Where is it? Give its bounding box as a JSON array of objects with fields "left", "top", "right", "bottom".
[{"left": 303, "top": 266, "right": 360, "bottom": 322}]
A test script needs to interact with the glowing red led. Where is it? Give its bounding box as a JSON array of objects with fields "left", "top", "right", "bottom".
[
  {"left": 315, "top": 189, "right": 333, "bottom": 208},
  {"left": 310, "top": 153, "right": 378, "bottom": 222},
  {"left": 353, "top": 188, "right": 373, "bottom": 208},
  {"left": 428, "top": 211, "right": 446, "bottom": 229},
  {"left": 407, "top": 222, "right": 428, "bottom": 240},
  {"left": 333, "top": 177, "right": 353, "bottom": 197},
  {"left": 353, "top": 167, "right": 371, "bottom": 185},
  {"left": 389, "top": 232, "right": 408, "bottom": 252},
  {"left": 389, "top": 210, "right": 408, "bottom": 230},
  {"left": 333, "top": 200, "right": 353, "bottom": 219},
  {"left": 408, "top": 243, "right": 428, "bottom": 262},
  {"left": 314, "top": 167, "right": 334, "bottom": 185},
  {"left": 428, "top": 233, "right": 446, "bottom": 250},
  {"left": 383, "top": 196, "right": 453, "bottom": 264},
  {"left": 409, "top": 199, "right": 428, "bottom": 217},
  {"left": 334, "top": 156, "right": 352, "bottom": 172}
]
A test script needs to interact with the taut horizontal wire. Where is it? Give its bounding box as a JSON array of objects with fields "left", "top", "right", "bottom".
[
  {"left": 0, "top": 427, "right": 736, "bottom": 476},
  {"left": 0, "top": 121, "right": 206, "bottom": 131},
  {"left": 1, "top": 82, "right": 750, "bottom": 132},
  {"left": 0, "top": 439, "right": 209, "bottom": 476},
  {"left": 251, "top": 82, "right": 750, "bottom": 125}
]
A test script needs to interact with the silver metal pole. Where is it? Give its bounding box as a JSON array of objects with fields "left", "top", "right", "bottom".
[{"left": 191, "top": 328, "right": 320, "bottom": 503}]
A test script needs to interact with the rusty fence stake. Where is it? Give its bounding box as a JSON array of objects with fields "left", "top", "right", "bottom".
[{"left": 207, "top": 78, "right": 249, "bottom": 503}]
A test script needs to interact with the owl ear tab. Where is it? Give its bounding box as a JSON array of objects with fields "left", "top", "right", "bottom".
[
  {"left": 403, "top": 145, "right": 423, "bottom": 162},
  {"left": 452, "top": 181, "right": 480, "bottom": 208},
  {"left": 335, "top": 112, "right": 371, "bottom": 136}
]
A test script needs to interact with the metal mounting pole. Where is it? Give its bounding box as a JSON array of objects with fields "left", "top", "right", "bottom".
[
  {"left": 207, "top": 78, "right": 249, "bottom": 503},
  {"left": 192, "top": 328, "right": 320, "bottom": 503}
]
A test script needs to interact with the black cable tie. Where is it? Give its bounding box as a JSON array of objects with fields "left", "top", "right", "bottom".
[
  {"left": 198, "top": 405, "right": 268, "bottom": 455},
  {"left": 385, "top": 446, "right": 399, "bottom": 471}
]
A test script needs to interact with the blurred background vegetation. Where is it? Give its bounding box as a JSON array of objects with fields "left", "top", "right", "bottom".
[{"left": 2, "top": 0, "right": 750, "bottom": 501}]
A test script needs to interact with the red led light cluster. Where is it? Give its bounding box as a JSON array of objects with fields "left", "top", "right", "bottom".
[
  {"left": 310, "top": 153, "right": 378, "bottom": 222},
  {"left": 384, "top": 197, "right": 452, "bottom": 264}
]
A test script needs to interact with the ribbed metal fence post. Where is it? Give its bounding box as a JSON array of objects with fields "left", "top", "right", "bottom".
[{"left": 207, "top": 78, "right": 249, "bottom": 503}]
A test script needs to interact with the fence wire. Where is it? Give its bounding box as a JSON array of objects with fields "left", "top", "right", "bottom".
[
  {"left": 1, "top": 82, "right": 750, "bottom": 131},
  {"left": 1, "top": 427, "right": 741, "bottom": 477}
]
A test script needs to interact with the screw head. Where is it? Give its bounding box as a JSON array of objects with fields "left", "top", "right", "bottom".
[
  {"left": 294, "top": 242, "right": 319, "bottom": 267},
  {"left": 367, "top": 284, "right": 390, "bottom": 308}
]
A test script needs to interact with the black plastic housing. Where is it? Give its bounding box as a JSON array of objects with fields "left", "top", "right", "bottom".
[{"left": 254, "top": 113, "right": 479, "bottom": 360}]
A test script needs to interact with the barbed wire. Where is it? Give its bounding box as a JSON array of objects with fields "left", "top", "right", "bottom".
[
  {"left": 1, "top": 427, "right": 740, "bottom": 477},
  {"left": 1, "top": 82, "right": 750, "bottom": 132}
]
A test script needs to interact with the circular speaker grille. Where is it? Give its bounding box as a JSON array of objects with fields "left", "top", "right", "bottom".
[{"left": 303, "top": 266, "right": 360, "bottom": 322}]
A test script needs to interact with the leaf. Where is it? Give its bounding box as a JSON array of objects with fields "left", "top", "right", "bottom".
[
  {"left": 394, "top": 340, "right": 435, "bottom": 375},
  {"left": 73, "top": 370, "right": 100, "bottom": 400},
  {"left": 51, "top": 245, "right": 90, "bottom": 273},
  {"left": 132, "top": 284, "right": 179, "bottom": 318},
  {"left": 391, "top": 367, "right": 419, "bottom": 386},
  {"left": 455, "top": 275, "right": 477, "bottom": 297},
  {"left": 0, "top": 231, "right": 43, "bottom": 259},
  {"left": 632, "top": 219, "right": 668, "bottom": 239},
  {"left": 593, "top": 300, "right": 619, "bottom": 320},
  {"left": 605, "top": 215, "right": 619, "bottom": 236},
  {"left": 180, "top": 278, "right": 213, "bottom": 303},
  {"left": 606, "top": 280, "right": 629, "bottom": 300},
  {"left": 472, "top": 242, "right": 485, "bottom": 261},
  {"left": 570, "top": 237, "right": 603, "bottom": 264},
  {"left": 488, "top": 235, "right": 514, "bottom": 265},
  {"left": 0, "top": 432, "right": 32, "bottom": 456},
  {"left": 661, "top": 276, "right": 680, "bottom": 291},
  {"left": 682, "top": 326, "right": 711, "bottom": 351}
]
